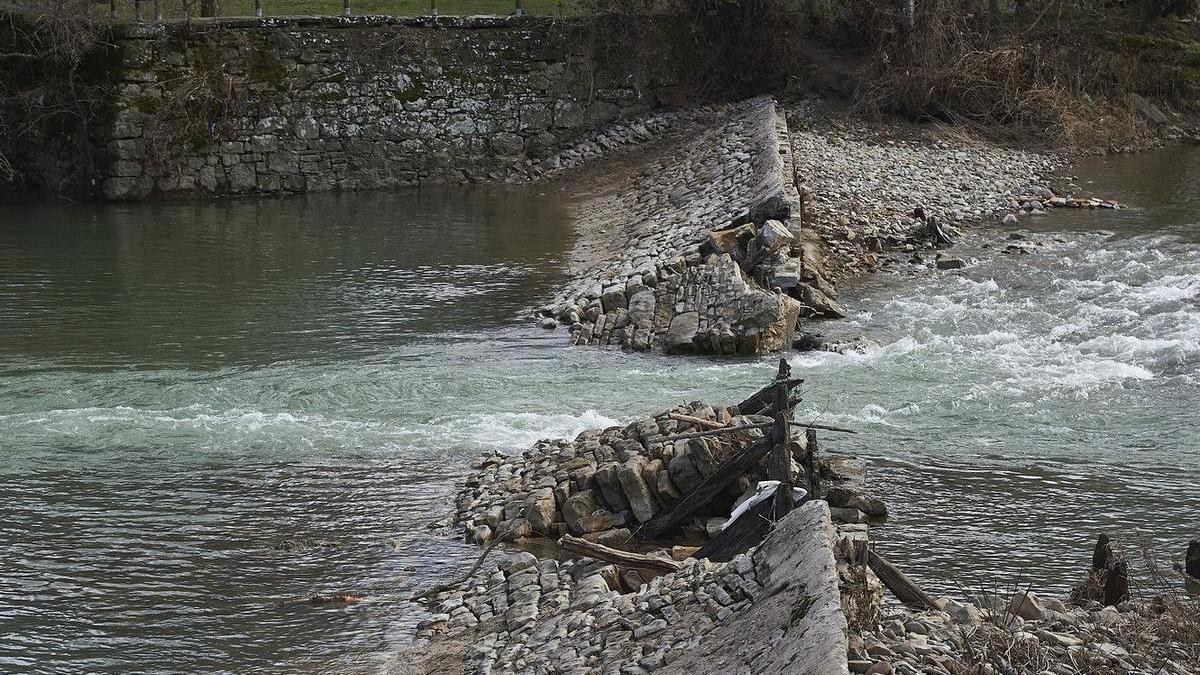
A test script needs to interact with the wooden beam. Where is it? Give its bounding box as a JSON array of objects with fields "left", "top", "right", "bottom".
[
  {"left": 638, "top": 432, "right": 777, "bottom": 539},
  {"left": 668, "top": 412, "right": 726, "bottom": 430},
  {"left": 648, "top": 421, "right": 774, "bottom": 444},
  {"left": 735, "top": 378, "right": 804, "bottom": 416},
  {"left": 867, "top": 550, "right": 939, "bottom": 610},
  {"left": 790, "top": 421, "right": 857, "bottom": 434},
  {"left": 694, "top": 496, "right": 776, "bottom": 563},
  {"left": 560, "top": 535, "right": 682, "bottom": 574}
]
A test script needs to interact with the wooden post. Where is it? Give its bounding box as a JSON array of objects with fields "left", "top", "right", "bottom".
[
  {"left": 430, "top": 0, "right": 437, "bottom": 16},
  {"left": 254, "top": 0, "right": 262, "bottom": 17},
  {"left": 767, "top": 382, "right": 794, "bottom": 517},
  {"left": 804, "top": 428, "right": 819, "bottom": 498},
  {"left": 109, "top": 0, "right": 116, "bottom": 19},
  {"left": 342, "top": 0, "right": 350, "bottom": 16},
  {"left": 154, "top": 0, "right": 162, "bottom": 23},
  {"left": 1187, "top": 540, "right": 1200, "bottom": 580},
  {"left": 200, "top": 0, "right": 218, "bottom": 17},
  {"left": 868, "top": 550, "right": 939, "bottom": 610},
  {"left": 514, "top": 0, "right": 523, "bottom": 16},
  {"left": 134, "top": 0, "right": 143, "bottom": 22}
]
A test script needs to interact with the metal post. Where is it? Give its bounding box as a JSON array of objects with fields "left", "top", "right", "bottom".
[
  {"left": 254, "top": 0, "right": 262, "bottom": 17},
  {"left": 342, "top": 0, "right": 350, "bottom": 16},
  {"left": 430, "top": 0, "right": 436, "bottom": 17},
  {"left": 514, "top": 0, "right": 522, "bottom": 16}
]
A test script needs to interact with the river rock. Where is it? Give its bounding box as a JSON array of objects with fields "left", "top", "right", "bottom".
[
  {"left": 617, "top": 459, "right": 658, "bottom": 523},
  {"left": 562, "top": 489, "right": 599, "bottom": 535},
  {"left": 663, "top": 311, "right": 700, "bottom": 354},
  {"left": 1009, "top": 591, "right": 1047, "bottom": 621},
  {"left": 627, "top": 289, "right": 656, "bottom": 329},
  {"left": 594, "top": 463, "right": 631, "bottom": 513},
  {"left": 825, "top": 485, "right": 888, "bottom": 519},
  {"left": 525, "top": 487, "right": 557, "bottom": 533},
  {"left": 577, "top": 510, "right": 625, "bottom": 534},
  {"left": 756, "top": 219, "right": 795, "bottom": 253}
]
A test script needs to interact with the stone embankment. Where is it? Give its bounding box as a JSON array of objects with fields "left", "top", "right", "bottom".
[{"left": 536, "top": 97, "right": 840, "bottom": 356}]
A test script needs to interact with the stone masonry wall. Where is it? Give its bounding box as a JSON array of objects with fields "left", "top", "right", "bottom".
[{"left": 99, "top": 15, "right": 687, "bottom": 200}]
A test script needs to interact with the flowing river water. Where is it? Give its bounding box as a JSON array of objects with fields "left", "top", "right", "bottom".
[{"left": 1, "top": 149, "right": 1198, "bottom": 674}]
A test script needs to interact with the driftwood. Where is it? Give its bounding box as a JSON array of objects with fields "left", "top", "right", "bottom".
[
  {"left": 649, "top": 421, "right": 775, "bottom": 443},
  {"left": 802, "top": 428, "right": 819, "bottom": 498},
  {"left": 638, "top": 432, "right": 778, "bottom": 539},
  {"left": 411, "top": 536, "right": 503, "bottom": 601},
  {"left": 868, "top": 550, "right": 939, "bottom": 610},
  {"left": 790, "top": 421, "right": 858, "bottom": 434},
  {"left": 668, "top": 412, "right": 726, "bottom": 429},
  {"left": 560, "top": 535, "right": 682, "bottom": 574}
]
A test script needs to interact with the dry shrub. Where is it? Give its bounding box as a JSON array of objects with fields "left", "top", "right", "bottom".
[{"left": 845, "top": 0, "right": 1165, "bottom": 147}]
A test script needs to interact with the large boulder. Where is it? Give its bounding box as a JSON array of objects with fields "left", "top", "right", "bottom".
[
  {"left": 524, "top": 487, "right": 557, "bottom": 533},
  {"left": 663, "top": 311, "right": 700, "bottom": 354},
  {"left": 824, "top": 485, "right": 887, "bottom": 519},
  {"left": 617, "top": 459, "right": 659, "bottom": 523},
  {"left": 562, "top": 489, "right": 599, "bottom": 534},
  {"left": 627, "top": 289, "right": 656, "bottom": 330}
]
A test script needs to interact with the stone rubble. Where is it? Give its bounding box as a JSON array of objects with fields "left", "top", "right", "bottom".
[
  {"left": 855, "top": 591, "right": 1199, "bottom": 675},
  {"left": 785, "top": 100, "right": 1065, "bottom": 280},
  {"left": 414, "top": 502, "right": 854, "bottom": 675}
]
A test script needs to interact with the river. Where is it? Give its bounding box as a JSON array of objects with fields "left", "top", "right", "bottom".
[{"left": 1, "top": 149, "right": 1197, "bottom": 674}]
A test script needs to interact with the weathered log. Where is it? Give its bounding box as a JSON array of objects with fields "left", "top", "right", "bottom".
[
  {"left": 1186, "top": 540, "right": 1200, "bottom": 580},
  {"left": 638, "top": 432, "right": 777, "bottom": 539},
  {"left": 649, "top": 421, "right": 774, "bottom": 443},
  {"left": 694, "top": 496, "right": 777, "bottom": 563},
  {"left": 560, "top": 534, "right": 682, "bottom": 574},
  {"left": 789, "top": 421, "right": 858, "bottom": 434},
  {"left": 802, "top": 428, "right": 819, "bottom": 498},
  {"left": 735, "top": 378, "right": 804, "bottom": 416},
  {"left": 1075, "top": 533, "right": 1130, "bottom": 606},
  {"left": 867, "top": 550, "right": 939, "bottom": 610},
  {"left": 668, "top": 412, "right": 726, "bottom": 429},
  {"left": 767, "top": 384, "right": 794, "bottom": 517}
]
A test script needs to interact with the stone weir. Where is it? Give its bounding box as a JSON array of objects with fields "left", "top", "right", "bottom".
[
  {"left": 537, "top": 97, "right": 843, "bottom": 356},
  {"left": 405, "top": 503, "right": 860, "bottom": 675},
  {"left": 402, "top": 377, "right": 891, "bottom": 674}
]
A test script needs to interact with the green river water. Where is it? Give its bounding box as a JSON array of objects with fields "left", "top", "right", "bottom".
[{"left": 1, "top": 150, "right": 1197, "bottom": 674}]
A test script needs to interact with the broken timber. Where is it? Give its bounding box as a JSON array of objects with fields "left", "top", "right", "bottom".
[
  {"left": 642, "top": 363, "right": 818, "bottom": 553},
  {"left": 867, "top": 550, "right": 939, "bottom": 610},
  {"left": 559, "top": 535, "right": 682, "bottom": 574}
]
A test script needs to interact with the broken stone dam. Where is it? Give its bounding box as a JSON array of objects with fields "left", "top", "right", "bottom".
[{"left": 0, "top": 147, "right": 1197, "bottom": 674}]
